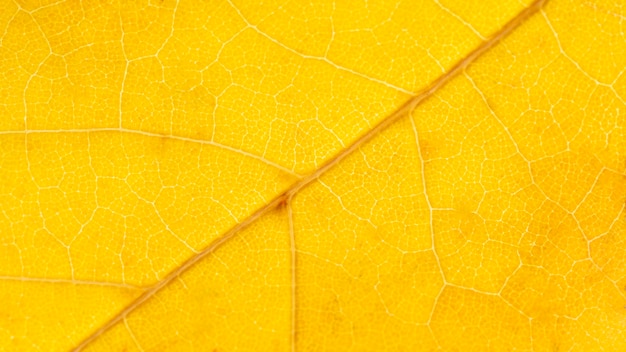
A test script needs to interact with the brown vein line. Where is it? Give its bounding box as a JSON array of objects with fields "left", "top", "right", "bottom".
[
  {"left": 72, "top": 0, "right": 547, "bottom": 349},
  {"left": 0, "top": 275, "right": 143, "bottom": 290},
  {"left": 287, "top": 198, "right": 297, "bottom": 352},
  {"left": 0, "top": 128, "right": 302, "bottom": 178}
]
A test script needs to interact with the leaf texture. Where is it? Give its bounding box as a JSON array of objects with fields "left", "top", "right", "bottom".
[{"left": 0, "top": 0, "right": 625, "bottom": 350}]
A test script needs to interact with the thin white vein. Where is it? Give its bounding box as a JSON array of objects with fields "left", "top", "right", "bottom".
[
  {"left": 410, "top": 114, "right": 447, "bottom": 324},
  {"left": 151, "top": 202, "right": 199, "bottom": 254},
  {"left": 1, "top": 209, "right": 25, "bottom": 277},
  {"left": 121, "top": 158, "right": 199, "bottom": 255},
  {"left": 0, "top": 7, "right": 19, "bottom": 46},
  {"left": 463, "top": 71, "right": 594, "bottom": 250},
  {"left": 431, "top": 0, "right": 486, "bottom": 40},
  {"left": 206, "top": 27, "right": 248, "bottom": 141},
  {"left": 118, "top": 13, "right": 128, "bottom": 129},
  {"left": 470, "top": 65, "right": 617, "bottom": 251},
  {"left": 224, "top": 0, "right": 414, "bottom": 95},
  {"left": 0, "top": 128, "right": 302, "bottom": 178},
  {"left": 497, "top": 263, "right": 523, "bottom": 297},
  {"left": 541, "top": 7, "right": 623, "bottom": 105},
  {"left": 154, "top": 0, "right": 179, "bottom": 58},
  {"left": 469, "top": 60, "right": 626, "bottom": 310},
  {"left": 324, "top": 2, "right": 336, "bottom": 57},
  {"left": 0, "top": 275, "right": 144, "bottom": 289},
  {"left": 73, "top": 192, "right": 290, "bottom": 351},
  {"left": 463, "top": 71, "right": 532, "bottom": 164},
  {"left": 21, "top": 11, "right": 53, "bottom": 193},
  {"left": 22, "top": 9, "right": 52, "bottom": 131},
  {"left": 287, "top": 200, "right": 297, "bottom": 352},
  {"left": 66, "top": 246, "right": 76, "bottom": 281},
  {"left": 124, "top": 317, "right": 145, "bottom": 352},
  {"left": 599, "top": 205, "right": 626, "bottom": 301},
  {"left": 317, "top": 179, "right": 377, "bottom": 227},
  {"left": 571, "top": 168, "right": 608, "bottom": 216},
  {"left": 409, "top": 117, "right": 442, "bottom": 270},
  {"left": 590, "top": 202, "right": 625, "bottom": 245},
  {"left": 21, "top": 0, "right": 66, "bottom": 13},
  {"left": 463, "top": 66, "right": 574, "bottom": 211}
]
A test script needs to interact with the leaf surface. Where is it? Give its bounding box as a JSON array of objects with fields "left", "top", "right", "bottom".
[{"left": 0, "top": 0, "right": 625, "bottom": 350}]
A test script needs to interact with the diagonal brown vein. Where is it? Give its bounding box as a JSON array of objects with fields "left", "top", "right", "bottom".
[{"left": 72, "top": 0, "right": 548, "bottom": 349}]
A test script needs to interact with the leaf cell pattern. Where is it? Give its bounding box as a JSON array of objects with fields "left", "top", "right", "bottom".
[{"left": 0, "top": 0, "right": 625, "bottom": 351}]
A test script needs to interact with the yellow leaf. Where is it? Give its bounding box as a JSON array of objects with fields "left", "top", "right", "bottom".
[{"left": 1, "top": 0, "right": 625, "bottom": 350}]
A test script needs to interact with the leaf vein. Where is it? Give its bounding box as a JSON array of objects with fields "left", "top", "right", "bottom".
[{"left": 72, "top": 0, "right": 548, "bottom": 349}]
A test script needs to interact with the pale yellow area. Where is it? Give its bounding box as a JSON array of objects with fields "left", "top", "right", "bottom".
[
  {"left": 0, "top": 0, "right": 625, "bottom": 350},
  {"left": 84, "top": 208, "right": 292, "bottom": 352}
]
